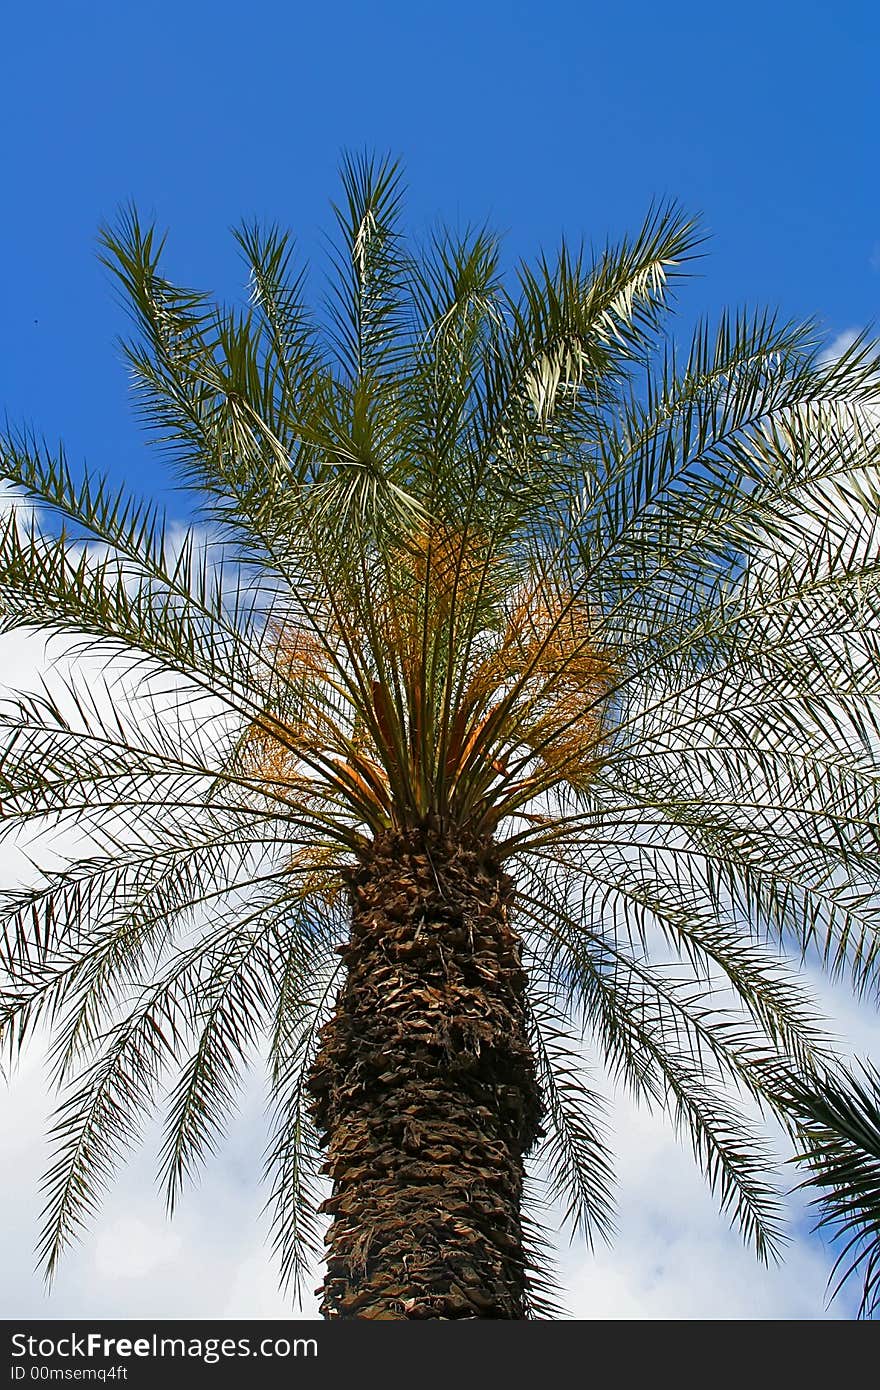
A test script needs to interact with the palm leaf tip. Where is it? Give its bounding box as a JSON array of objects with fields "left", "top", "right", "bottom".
[{"left": 789, "top": 1060, "right": 880, "bottom": 1318}]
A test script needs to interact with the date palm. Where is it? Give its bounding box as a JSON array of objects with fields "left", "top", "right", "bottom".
[{"left": 2, "top": 155, "right": 880, "bottom": 1318}]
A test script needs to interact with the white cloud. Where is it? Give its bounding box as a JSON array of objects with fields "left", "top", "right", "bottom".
[
  {"left": 557, "top": 1068, "right": 852, "bottom": 1320},
  {"left": 0, "top": 1043, "right": 320, "bottom": 1319},
  {"left": 821, "top": 328, "right": 862, "bottom": 363},
  {"left": 93, "top": 1218, "right": 183, "bottom": 1282},
  {"left": 1, "top": 1019, "right": 861, "bottom": 1320}
]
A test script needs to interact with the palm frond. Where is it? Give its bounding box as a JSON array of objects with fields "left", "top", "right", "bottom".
[{"left": 788, "top": 1060, "right": 880, "bottom": 1318}]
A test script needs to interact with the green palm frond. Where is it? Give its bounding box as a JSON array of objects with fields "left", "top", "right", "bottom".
[
  {"left": 788, "top": 1060, "right": 880, "bottom": 1319},
  {"left": 527, "top": 989, "right": 616, "bottom": 1247},
  {"left": 263, "top": 923, "right": 342, "bottom": 1302}
]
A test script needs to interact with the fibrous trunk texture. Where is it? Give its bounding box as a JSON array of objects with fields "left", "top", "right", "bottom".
[{"left": 307, "top": 827, "right": 543, "bottom": 1319}]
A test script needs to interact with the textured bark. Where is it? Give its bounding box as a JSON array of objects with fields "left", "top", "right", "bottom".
[{"left": 307, "top": 827, "right": 543, "bottom": 1319}]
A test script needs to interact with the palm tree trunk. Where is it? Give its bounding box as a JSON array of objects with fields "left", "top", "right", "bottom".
[{"left": 307, "top": 826, "right": 543, "bottom": 1318}]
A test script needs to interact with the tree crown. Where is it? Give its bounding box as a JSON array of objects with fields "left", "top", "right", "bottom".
[{"left": 2, "top": 154, "right": 880, "bottom": 1310}]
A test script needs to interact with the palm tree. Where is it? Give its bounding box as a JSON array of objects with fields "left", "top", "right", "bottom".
[
  {"left": 788, "top": 1060, "right": 880, "bottom": 1319},
  {"left": 2, "top": 154, "right": 880, "bottom": 1319}
]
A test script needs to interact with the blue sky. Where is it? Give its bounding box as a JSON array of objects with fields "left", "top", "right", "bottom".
[
  {"left": 1, "top": 0, "right": 878, "bottom": 1319},
  {"left": 2, "top": 0, "right": 877, "bottom": 505}
]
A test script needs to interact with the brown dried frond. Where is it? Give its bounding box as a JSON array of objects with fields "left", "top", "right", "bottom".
[
  {"left": 284, "top": 842, "right": 349, "bottom": 909},
  {"left": 439, "top": 580, "right": 615, "bottom": 799},
  {"left": 240, "top": 716, "right": 304, "bottom": 796},
  {"left": 495, "top": 580, "right": 616, "bottom": 788},
  {"left": 266, "top": 618, "right": 334, "bottom": 680},
  {"left": 400, "top": 522, "right": 488, "bottom": 623},
  {"left": 328, "top": 752, "right": 392, "bottom": 817},
  {"left": 255, "top": 618, "right": 356, "bottom": 759},
  {"left": 361, "top": 524, "right": 493, "bottom": 736},
  {"left": 502, "top": 582, "right": 611, "bottom": 684},
  {"left": 525, "top": 692, "right": 606, "bottom": 785}
]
